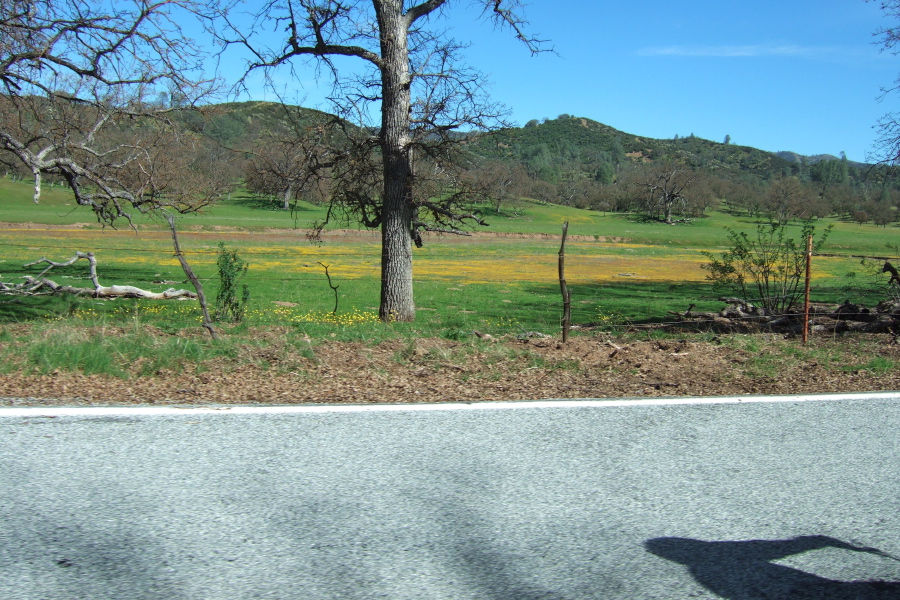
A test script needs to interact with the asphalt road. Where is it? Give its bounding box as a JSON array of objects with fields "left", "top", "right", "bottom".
[{"left": 2, "top": 394, "right": 900, "bottom": 599}]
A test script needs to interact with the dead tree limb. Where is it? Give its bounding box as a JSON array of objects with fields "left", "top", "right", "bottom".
[
  {"left": 165, "top": 214, "right": 217, "bottom": 340},
  {"left": 1, "top": 252, "right": 197, "bottom": 300},
  {"left": 25, "top": 252, "right": 102, "bottom": 292},
  {"left": 318, "top": 262, "right": 340, "bottom": 315},
  {"left": 6, "top": 277, "right": 198, "bottom": 299}
]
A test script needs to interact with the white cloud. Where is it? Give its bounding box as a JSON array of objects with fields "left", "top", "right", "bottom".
[{"left": 636, "top": 44, "right": 837, "bottom": 58}]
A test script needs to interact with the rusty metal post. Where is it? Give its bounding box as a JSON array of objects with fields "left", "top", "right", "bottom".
[{"left": 803, "top": 234, "right": 812, "bottom": 344}]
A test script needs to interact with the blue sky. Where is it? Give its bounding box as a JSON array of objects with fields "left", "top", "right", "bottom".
[{"left": 216, "top": 0, "right": 899, "bottom": 163}]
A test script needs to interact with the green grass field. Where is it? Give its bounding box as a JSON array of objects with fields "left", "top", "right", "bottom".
[{"left": 1, "top": 176, "right": 897, "bottom": 338}]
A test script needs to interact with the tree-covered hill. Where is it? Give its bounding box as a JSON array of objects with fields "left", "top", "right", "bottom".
[
  {"left": 470, "top": 113, "right": 797, "bottom": 182},
  {"left": 176, "top": 101, "right": 336, "bottom": 148},
  {"left": 173, "top": 103, "right": 875, "bottom": 188},
  {"left": 155, "top": 103, "right": 900, "bottom": 226}
]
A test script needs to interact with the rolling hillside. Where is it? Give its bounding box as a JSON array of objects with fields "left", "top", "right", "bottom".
[{"left": 181, "top": 102, "right": 848, "bottom": 183}]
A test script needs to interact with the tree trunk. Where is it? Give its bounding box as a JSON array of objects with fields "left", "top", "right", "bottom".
[
  {"left": 663, "top": 199, "right": 674, "bottom": 224},
  {"left": 376, "top": 0, "right": 416, "bottom": 322}
]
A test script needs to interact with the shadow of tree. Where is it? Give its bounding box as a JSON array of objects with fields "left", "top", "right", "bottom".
[
  {"left": 0, "top": 295, "right": 78, "bottom": 323},
  {"left": 645, "top": 535, "right": 900, "bottom": 599}
]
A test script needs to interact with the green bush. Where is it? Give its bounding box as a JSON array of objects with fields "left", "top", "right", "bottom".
[{"left": 214, "top": 243, "right": 250, "bottom": 323}]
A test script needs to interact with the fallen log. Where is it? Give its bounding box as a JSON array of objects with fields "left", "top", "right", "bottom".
[
  {"left": 1, "top": 251, "right": 197, "bottom": 300},
  {"left": 18, "top": 277, "right": 197, "bottom": 299},
  {"left": 652, "top": 298, "right": 900, "bottom": 336},
  {"left": 811, "top": 315, "right": 898, "bottom": 335}
]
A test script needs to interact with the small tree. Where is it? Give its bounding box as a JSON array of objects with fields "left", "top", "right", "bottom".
[
  {"left": 702, "top": 221, "right": 832, "bottom": 313},
  {"left": 214, "top": 243, "right": 250, "bottom": 323}
]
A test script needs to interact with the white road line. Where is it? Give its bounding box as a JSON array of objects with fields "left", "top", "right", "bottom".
[{"left": 1, "top": 391, "right": 898, "bottom": 417}]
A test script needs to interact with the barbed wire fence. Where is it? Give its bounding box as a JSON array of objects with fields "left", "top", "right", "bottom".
[{"left": 2, "top": 236, "right": 899, "bottom": 337}]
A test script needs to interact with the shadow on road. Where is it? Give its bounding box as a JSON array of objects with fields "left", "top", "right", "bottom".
[{"left": 645, "top": 535, "right": 900, "bottom": 599}]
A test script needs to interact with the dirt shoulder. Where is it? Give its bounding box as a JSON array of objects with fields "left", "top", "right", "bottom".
[{"left": 2, "top": 333, "right": 898, "bottom": 407}]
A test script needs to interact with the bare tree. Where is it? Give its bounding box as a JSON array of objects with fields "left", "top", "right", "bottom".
[
  {"left": 244, "top": 112, "right": 335, "bottom": 209},
  {"left": 210, "top": 0, "right": 543, "bottom": 321},
  {"left": 721, "top": 175, "right": 766, "bottom": 218},
  {"left": 0, "top": 0, "right": 216, "bottom": 224},
  {"left": 465, "top": 159, "right": 529, "bottom": 214},
  {"left": 525, "top": 178, "right": 559, "bottom": 205},
  {"left": 873, "top": 0, "right": 900, "bottom": 163},
  {"left": 634, "top": 162, "right": 697, "bottom": 224},
  {"left": 764, "top": 177, "right": 813, "bottom": 225}
]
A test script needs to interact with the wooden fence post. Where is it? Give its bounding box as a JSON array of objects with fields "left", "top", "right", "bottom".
[{"left": 559, "top": 222, "right": 571, "bottom": 343}]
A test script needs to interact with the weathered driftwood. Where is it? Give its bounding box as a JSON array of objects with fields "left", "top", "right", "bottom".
[
  {"left": 884, "top": 262, "right": 900, "bottom": 286},
  {"left": 0, "top": 251, "right": 197, "bottom": 300},
  {"left": 14, "top": 277, "right": 197, "bottom": 299}
]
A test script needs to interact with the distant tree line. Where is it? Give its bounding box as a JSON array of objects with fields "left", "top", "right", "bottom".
[{"left": 5, "top": 101, "right": 898, "bottom": 229}]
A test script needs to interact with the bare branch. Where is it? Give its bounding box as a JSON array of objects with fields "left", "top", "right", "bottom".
[
  {"left": 1, "top": 0, "right": 221, "bottom": 224},
  {"left": 481, "top": 0, "right": 550, "bottom": 55},
  {"left": 405, "top": 0, "right": 447, "bottom": 25},
  {"left": 24, "top": 251, "right": 102, "bottom": 291}
]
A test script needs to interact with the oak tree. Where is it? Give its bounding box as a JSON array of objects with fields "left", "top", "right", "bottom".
[
  {"left": 243, "top": 111, "right": 335, "bottom": 210},
  {"left": 634, "top": 162, "right": 697, "bottom": 224},
  {"left": 211, "top": 0, "right": 542, "bottom": 321},
  {"left": 764, "top": 177, "right": 812, "bottom": 225},
  {"left": 872, "top": 0, "right": 900, "bottom": 164}
]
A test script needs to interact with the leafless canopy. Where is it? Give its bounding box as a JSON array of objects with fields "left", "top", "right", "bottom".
[
  {"left": 872, "top": 0, "right": 900, "bottom": 165},
  {"left": 243, "top": 107, "right": 337, "bottom": 210},
  {"left": 632, "top": 162, "right": 698, "bottom": 224},
  {"left": 0, "top": 0, "right": 217, "bottom": 224},
  {"left": 211, "top": 0, "right": 544, "bottom": 238}
]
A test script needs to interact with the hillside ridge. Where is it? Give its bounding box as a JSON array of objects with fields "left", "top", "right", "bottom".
[{"left": 189, "top": 102, "right": 859, "bottom": 179}]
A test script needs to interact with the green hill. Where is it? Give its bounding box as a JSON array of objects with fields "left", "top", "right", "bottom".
[
  {"left": 180, "top": 103, "right": 838, "bottom": 183},
  {"left": 175, "top": 101, "right": 337, "bottom": 148},
  {"left": 471, "top": 114, "right": 798, "bottom": 181},
  {"left": 154, "top": 102, "right": 896, "bottom": 195}
]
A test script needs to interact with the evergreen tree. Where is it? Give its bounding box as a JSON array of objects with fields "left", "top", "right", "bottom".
[{"left": 594, "top": 161, "right": 616, "bottom": 185}]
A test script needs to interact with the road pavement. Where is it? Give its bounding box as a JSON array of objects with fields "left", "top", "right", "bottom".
[{"left": 2, "top": 393, "right": 900, "bottom": 599}]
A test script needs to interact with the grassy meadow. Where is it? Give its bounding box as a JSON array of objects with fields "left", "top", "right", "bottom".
[{"left": 1, "top": 176, "right": 897, "bottom": 342}]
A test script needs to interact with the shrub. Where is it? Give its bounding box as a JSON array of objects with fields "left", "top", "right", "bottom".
[
  {"left": 214, "top": 243, "right": 250, "bottom": 323},
  {"left": 702, "top": 220, "right": 831, "bottom": 313}
]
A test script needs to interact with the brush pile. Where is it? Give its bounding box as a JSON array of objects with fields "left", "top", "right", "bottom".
[{"left": 668, "top": 297, "right": 900, "bottom": 336}]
